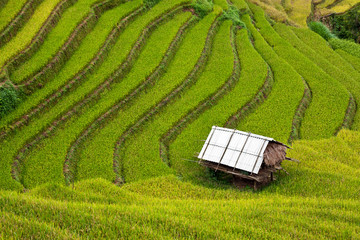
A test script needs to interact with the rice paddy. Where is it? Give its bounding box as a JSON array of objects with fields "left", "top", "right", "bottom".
[{"left": 0, "top": 0, "right": 359, "bottom": 238}]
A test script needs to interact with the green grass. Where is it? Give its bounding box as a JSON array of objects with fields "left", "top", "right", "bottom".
[
  {"left": 9, "top": 0, "right": 101, "bottom": 83},
  {"left": 75, "top": 13, "right": 216, "bottom": 182},
  {"left": 248, "top": 2, "right": 349, "bottom": 140},
  {"left": 0, "top": 0, "right": 63, "bottom": 67},
  {"left": 20, "top": 10, "right": 191, "bottom": 188},
  {"left": 0, "top": 0, "right": 28, "bottom": 32},
  {"left": 0, "top": 0, "right": 142, "bottom": 129},
  {"left": 237, "top": 14, "right": 303, "bottom": 143}
]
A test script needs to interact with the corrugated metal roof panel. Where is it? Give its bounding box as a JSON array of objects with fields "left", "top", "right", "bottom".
[{"left": 198, "top": 126, "right": 272, "bottom": 174}]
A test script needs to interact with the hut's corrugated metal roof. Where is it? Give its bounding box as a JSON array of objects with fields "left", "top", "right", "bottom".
[{"left": 197, "top": 126, "right": 273, "bottom": 174}]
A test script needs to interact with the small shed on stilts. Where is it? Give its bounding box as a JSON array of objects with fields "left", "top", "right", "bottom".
[{"left": 197, "top": 126, "right": 298, "bottom": 190}]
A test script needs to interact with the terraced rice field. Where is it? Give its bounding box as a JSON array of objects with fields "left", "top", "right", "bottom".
[
  {"left": 247, "top": 0, "right": 359, "bottom": 26},
  {"left": 0, "top": 0, "right": 360, "bottom": 238}
]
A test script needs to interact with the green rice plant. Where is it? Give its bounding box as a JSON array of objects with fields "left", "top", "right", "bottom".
[
  {"left": 192, "top": 0, "right": 213, "bottom": 18},
  {"left": 9, "top": 0, "right": 104, "bottom": 84},
  {"left": 265, "top": 130, "right": 360, "bottom": 200},
  {"left": 225, "top": 66, "right": 273, "bottom": 130},
  {"left": 0, "top": 0, "right": 27, "bottom": 32},
  {"left": 2, "top": 128, "right": 360, "bottom": 238},
  {"left": 278, "top": 25, "right": 360, "bottom": 130},
  {"left": 308, "top": 21, "right": 336, "bottom": 41},
  {"left": 292, "top": 26, "right": 360, "bottom": 82},
  {"left": 16, "top": 9, "right": 191, "bottom": 188},
  {"left": 336, "top": 49, "right": 360, "bottom": 73},
  {"left": 167, "top": 28, "right": 270, "bottom": 183},
  {"left": 1, "top": 1, "right": 360, "bottom": 238},
  {"left": 0, "top": 211, "right": 76, "bottom": 239},
  {"left": 0, "top": 0, "right": 65, "bottom": 68},
  {"left": 248, "top": 2, "right": 349, "bottom": 140},
  {"left": 236, "top": 14, "right": 304, "bottom": 143},
  {"left": 329, "top": 38, "right": 360, "bottom": 59},
  {"left": 214, "top": 0, "right": 228, "bottom": 10},
  {"left": 2, "top": 0, "right": 78, "bottom": 73},
  {"left": 20, "top": 13, "right": 98, "bottom": 90},
  {"left": 0, "top": 0, "right": 44, "bottom": 47},
  {"left": 116, "top": 20, "right": 233, "bottom": 183},
  {"left": 0, "top": 177, "right": 359, "bottom": 239},
  {"left": 231, "top": 0, "right": 249, "bottom": 13},
  {"left": 0, "top": 1, "right": 142, "bottom": 134},
  {"left": 0, "top": 0, "right": 180, "bottom": 190},
  {"left": 65, "top": 14, "right": 197, "bottom": 185},
  {"left": 75, "top": 13, "right": 217, "bottom": 184}
]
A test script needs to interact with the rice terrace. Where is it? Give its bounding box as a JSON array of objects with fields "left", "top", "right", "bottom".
[{"left": 0, "top": 0, "right": 360, "bottom": 238}]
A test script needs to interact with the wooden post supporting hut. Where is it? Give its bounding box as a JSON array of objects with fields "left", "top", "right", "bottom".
[{"left": 197, "top": 126, "right": 298, "bottom": 190}]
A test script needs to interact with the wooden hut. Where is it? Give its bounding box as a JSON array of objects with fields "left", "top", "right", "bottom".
[{"left": 197, "top": 126, "right": 297, "bottom": 190}]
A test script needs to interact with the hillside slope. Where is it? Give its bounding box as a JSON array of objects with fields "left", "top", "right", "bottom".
[{"left": 0, "top": 0, "right": 360, "bottom": 238}]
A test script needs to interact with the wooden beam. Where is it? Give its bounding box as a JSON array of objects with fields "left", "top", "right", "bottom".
[{"left": 201, "top": 161, "right": 267, "bottom": 182}]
